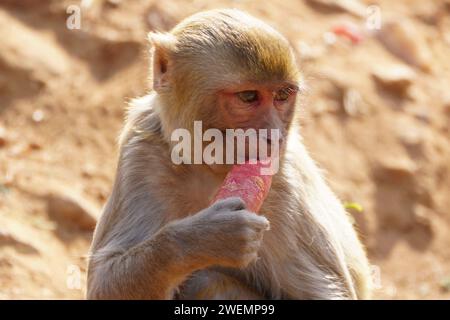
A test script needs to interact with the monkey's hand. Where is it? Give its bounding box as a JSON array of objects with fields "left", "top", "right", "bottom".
[{"left": 167, "top": 197, "right": 270, "bottom": 270}]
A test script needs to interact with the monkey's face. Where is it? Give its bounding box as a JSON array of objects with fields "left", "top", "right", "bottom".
[
  {"left": 151, "top": 9, "right": 302, "bottom": 163},
  {"left": 187, "top": 78, "right": 298, "bottom": 166}
]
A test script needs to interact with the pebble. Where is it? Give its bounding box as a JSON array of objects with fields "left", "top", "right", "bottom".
[
  {"left": 308, "top": 0, "right": 366, "bottom": 17},
  {"left": 296, "top": 41, "right": 325, "bottom": 60},
  {"left": 375, "top": 157, "right": 417, "bottom": 181},
  {"left": 377, "top": 20, "right": 432, "bottom": 71},
  {"left": 343, "top": 88, "right": 365, "bottom": 116},
  {"left": 413, "top": 204, "right": 433, "bottom": 228},
  {"left": 32, "top": 109, "right": 45, "bottom": 123},
  {"left": 0, "top": 127, "right": 6, "bottom": 147},
  {"left": 372, "top": 64, "right": 415, "bottom": 94},
  {"left": 47, "top": 193, "right": 98, "bottom": 230}
]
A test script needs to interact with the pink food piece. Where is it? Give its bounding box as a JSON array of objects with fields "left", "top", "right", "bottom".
[
  {"left": 332, "top": 23, "right": 364, "bottom": 44},
  {"left": 212, "top": 161, "right": 273, "bottom": 213}
]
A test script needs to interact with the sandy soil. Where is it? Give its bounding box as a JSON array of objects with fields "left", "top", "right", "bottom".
[{"left": 0, "top": 0, "right": 449, "bottom": 299}]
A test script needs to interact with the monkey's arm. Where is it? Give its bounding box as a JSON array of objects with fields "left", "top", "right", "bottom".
[
  {"left": 87, "top": 174, "right": 268, "bottom": 301},
  {"left": 87, "top": 196, "right": 268, "bottom": 300},
  {"left": 87, "top": 219, "right": 201, "bottom": 300},
  {"left": 86, "top": 133, "right": 202, "bottom": 299}
]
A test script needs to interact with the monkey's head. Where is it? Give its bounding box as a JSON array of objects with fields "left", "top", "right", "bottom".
[{"left": 149, "top": 9, "right": 301, "bottom": 163}]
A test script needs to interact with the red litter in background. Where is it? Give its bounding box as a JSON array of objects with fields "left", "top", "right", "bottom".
[
  {"left": 212, "top": 160, "right": 273, "bottom": 213},
  {"left": 332, "top": 22, "right": 364, "bottom": 44}
]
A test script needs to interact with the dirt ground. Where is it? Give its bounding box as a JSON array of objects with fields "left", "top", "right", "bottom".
[{"left": 0, "top": 0, "right": 449, "bottom": 299}]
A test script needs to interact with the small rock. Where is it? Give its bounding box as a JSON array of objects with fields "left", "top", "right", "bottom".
[
  {"left": 47, "top": 193, "right": 98, "bottom": 230},
  {"left": 372, "top": 64, "right": 415, "bottom": 94},
  {"left": 307, "top": 0, "right": 366, "bottom": 17},
  {"left": 0, "top": 257, "right": 12, "bottom": 268},
  {"left": 322, "top": 68, "right": 348, "bottom": 90},
  {"left": 375, "top": 157, "right": 417, "bottom": 181},
  {"left": 32, "top": 109, "right": 45, "bottom": 123},
  {"left": 12, "top": 287, "right": 24, "bottom": 295},
  {"left": 410, "top": 108, "right": 431, "bottom": 124},
  {"left": 440, "top": 277, "right": 450, "bottom": 293},
  {"left": 418, "top": 283, "right": 431, "bottom": 296},
  {"left": 146, "top": 3, "right": 178, "bottom": 31},
  {"left": 443, "top": 95, "right": 450, "bottom": 114},
  {"left": 444, "top": 32, "right": 450, "bottom": 47},
  {"left": 81, "top": 0, "right": 94, "bottom": 9},
  {"left": 413, "top": 204, "right": 432, "bottom": 228},
  {"left": 311, "top": 100, "right": 340, "bottom": 115},
  {"left": 40, "top": 288, "right": 53, "bottom": 297},
  {"left": 4, "top": 170, "right": 15, "bottom": 186},
  {"left": 0, "top": 230, "right": 12, "bottom": 242},
  {"left": 320, "top": 70, "right": 368, "bottom": 116},
  {"left": 105, "top": 0, "right": 121, "bottom": 8},
  {"left": 396, "top": 123, "right": 423, "bottom": 148},
  {"left": 0, "top": 10, "right": 70, "bottom": 78},
  {"left": 0, "top": 127, "right": 6, "bottom": 148},
  {"left": 0, "top": 184, "right": 10, "bottom": 195},
  {"left": 296, "top": 41, "right": 324, "bottom": 60},
  {"left": 29, "top": 142, "right": 42, "bottom": 150},
  {"left": 0, "top": 230, "right": 38, "bottom": 254},
  {"left": 84, "top": 185, "right": 108, "bottom": 202},
  {"left": 8, "top": 143, "right": 27, "bottom": 157},
  {"left": 322, "top": 31, "right": 337, "bottom": 46},
  {"left": 81, "top": 166, "right": 95, "bottom": 179},
  {"left": 343, "top": 88, "right": 365, "bottom": 116},
  {"left": 377, "top": 20, "right": 432, "bottom": 71},
  {"left": 384, "top": 285, "right": 398, "bottom": 297}
]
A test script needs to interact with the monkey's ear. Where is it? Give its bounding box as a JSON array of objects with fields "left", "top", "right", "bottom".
[{"left": 148, "top": 32, "right": 177, "bottom": 92}]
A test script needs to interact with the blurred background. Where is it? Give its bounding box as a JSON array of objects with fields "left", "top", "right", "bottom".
[{"left": 0, "top": 0, "right": 449, "bottom": 299}]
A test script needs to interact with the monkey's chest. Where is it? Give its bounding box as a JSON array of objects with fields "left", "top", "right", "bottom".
[
  {"left": 176, "top": 269, "right": 265, "bottom": 300},
  {"left": 174, "top": 168, "right": 224, "bottom": 215}
]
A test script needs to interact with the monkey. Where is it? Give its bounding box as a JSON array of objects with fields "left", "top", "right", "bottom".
[{"left": 86, "top": 9, "right": 372, "bottom": 300}]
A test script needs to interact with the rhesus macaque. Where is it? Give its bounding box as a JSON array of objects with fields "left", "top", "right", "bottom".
[{"left": 87, "top": 9, "right": 372, "bottom": 299}]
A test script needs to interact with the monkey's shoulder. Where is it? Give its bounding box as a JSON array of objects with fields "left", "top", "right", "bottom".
[{"left": 119, "top": 94, "right": 163, "bottom": 145}]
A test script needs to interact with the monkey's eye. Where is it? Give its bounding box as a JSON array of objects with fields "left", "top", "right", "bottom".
[
  {"left": 274, "top": 88, "right": 292, "bottom": 102},
  {"left": 236, "top": 90, "right": 259, "bottom": 104}
]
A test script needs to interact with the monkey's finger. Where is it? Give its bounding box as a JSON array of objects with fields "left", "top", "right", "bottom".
[
  {"left": 212, "top": 196, "right": 246, "bottom": 211},
  {"left": 240, "top": 211, "right": 270, "bottom": 230},
  {"left": 240, "top": 252, "right": 259, "bottom": 266},
  {"left": 244, "top": 239, "right": 264, "bottom": 252}
]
